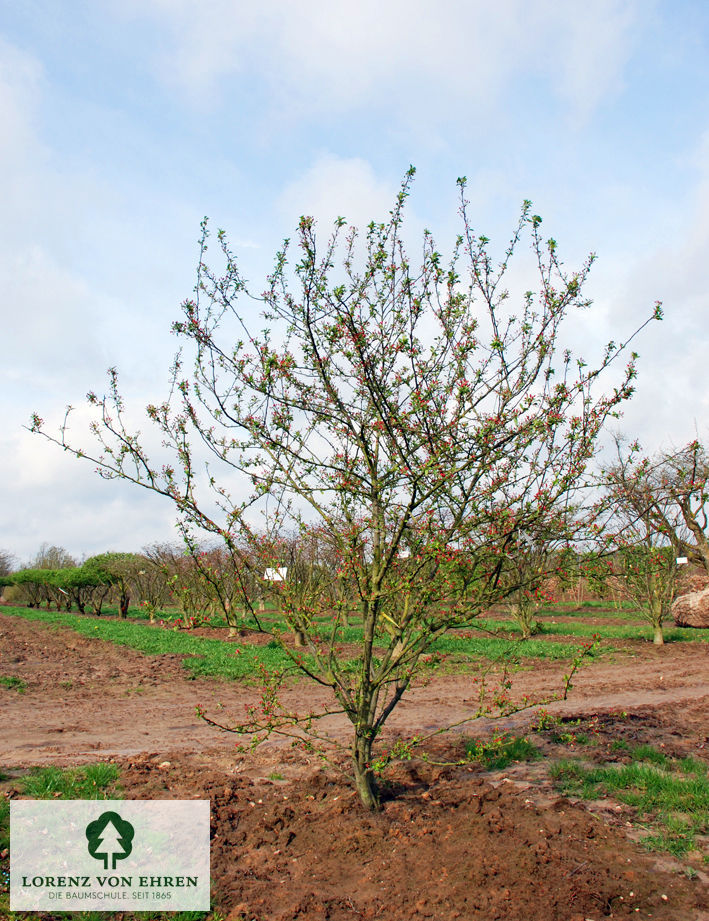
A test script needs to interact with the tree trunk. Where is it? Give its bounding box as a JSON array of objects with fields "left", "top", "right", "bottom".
[
  {"left": 293, "top": 629, "right": 306, "bottom": 647},
  {"left": 352, "top": 733, "right": 378, "bottom": 810},
  {"left": 119, "top": 592, "right": 129, "bottom": 618},
  {"left": 513, "top": 604, "right": 535, "bottom": 639},
  {"left": 682, "top": 512, "right": 709, "bottom": 576},
  {"left": 649, "top": 598, "right": 664, "bottom": 645}
]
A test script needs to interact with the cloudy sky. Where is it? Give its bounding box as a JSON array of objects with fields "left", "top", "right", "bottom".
[{"left": 2, "top": 0, "right": 709, "bottom": 563}]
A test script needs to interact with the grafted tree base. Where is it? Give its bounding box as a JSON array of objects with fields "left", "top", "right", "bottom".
[{"left": 353, "top": 765, "right": 379, "bottom": 811}]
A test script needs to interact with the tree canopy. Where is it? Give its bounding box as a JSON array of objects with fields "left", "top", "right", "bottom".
[{"left": 31, "top": 170, "right": 661, "bottom": 807}]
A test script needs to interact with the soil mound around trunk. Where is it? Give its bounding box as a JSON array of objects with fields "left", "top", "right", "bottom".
[{"left": 112, "top": 752, "right": 707, "bottom": 921}]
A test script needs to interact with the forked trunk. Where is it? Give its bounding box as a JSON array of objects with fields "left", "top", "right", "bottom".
[
  {"left": 513, "top": 605, "right": 536, "bottom": 640},
  {"left": 225, "top": 608, "right": 239, "bottom": 637}
]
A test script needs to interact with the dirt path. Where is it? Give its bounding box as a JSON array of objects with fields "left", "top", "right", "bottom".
[{"left": 2, "top": 612, "right": 708, "bottom": 769}]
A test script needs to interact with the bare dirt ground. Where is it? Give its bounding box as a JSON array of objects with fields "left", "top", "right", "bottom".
[{"left": 1, "top": 610, "right": 709, "bottom": 920}]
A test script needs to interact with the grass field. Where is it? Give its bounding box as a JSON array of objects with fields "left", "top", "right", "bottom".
[
  {"left": 551, "top": 745, "right": 709, "bottom": 858},
  {"left": 1, "top": 606, "right": 294, "bottom": 681},
  {"left": 0, "top": 604, "right": 618, "bottom": 683},
  {"left": 4, "top": 600, "right": 708, "bottom": 687}
]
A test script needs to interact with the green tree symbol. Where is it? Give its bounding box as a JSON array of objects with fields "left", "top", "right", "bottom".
[{"left": 85, "top": 811, "right": 134, "bottom": 870}]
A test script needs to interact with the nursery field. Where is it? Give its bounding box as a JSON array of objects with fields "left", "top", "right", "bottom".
[{"left": 1, "top": 602, "right": 708, "bottom": 921}]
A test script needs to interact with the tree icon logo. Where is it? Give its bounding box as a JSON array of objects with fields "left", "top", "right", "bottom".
[{"left": 85, "top": 811, "right": 135, "bottom": 870}]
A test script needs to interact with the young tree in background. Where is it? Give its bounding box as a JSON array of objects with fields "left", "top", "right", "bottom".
[
  {"left": 10, "top": 546, "right": 78, "bottom": 609},
  {"left": 599, "top": 438, "right": 688, "bottom": 644},
  {"left": 83, "top": 552, "right": 142, "bottom": 618},
  {"left": 603, "top": 439, "right": 709, "bottom": 566},
  {"left": 53, "top": 566, "right": 103, "bottom": 615},
  {"left": 132, "top": 548, "right": 171, "bottom": 622},
  {"left": 31, "top": 170, "right": 660, "bottom": 808},
  {"left": 645, "top": 442, "right": 709, "bottom": 574},
  {"left": 0, "top": 550, "right": 15, "bottom": 598},
  {"left": 30, "top": 544, "right": 76, "bottom": 570},
  {"left": 0, "top": 549, "right": 15, "bottom": 579},
  {"left": 9, "top": 569, "right": 51, "bottom": 609},
  {"left": 615, "top": 543, "right": 676, "bottom": 645},
  {"left": 179, "top": 533, "right": 259, "bottom": 634},
  {"left": 498, "top": 529, "right": 557, "bottom": 639}
]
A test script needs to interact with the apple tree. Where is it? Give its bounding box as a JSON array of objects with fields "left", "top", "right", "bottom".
[{"left": 31, "top": 170, "right": 659, "bottom": 808}]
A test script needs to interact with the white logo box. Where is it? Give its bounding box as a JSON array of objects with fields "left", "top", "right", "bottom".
[{"left": 11, "top": 799, "right": 210, "bottom": 911}]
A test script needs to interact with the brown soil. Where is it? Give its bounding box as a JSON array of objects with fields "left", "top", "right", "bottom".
[{"left": 1, "top": 610, "right": 708, "bottom": 920}]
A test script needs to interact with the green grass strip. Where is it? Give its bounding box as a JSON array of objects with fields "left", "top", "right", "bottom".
[
  {"left": 432, "top": 631, "right": 601, "bottom": 660},
  {"left": 21, "top": 763, "right": 120, "bottom": 799},
  {"left": 2, "top": 606, "right": 603, "bottom": 683},
  {"left": 472, "top": 616, "right": 709, "bottom": 643},
  {"left": 551, "top": 747, "right": 709, "bottom": 856},
  {"left": 539, "top": 620, "right": 709, "bottom": 643},
  {"left": 466, "top": 734, "right": 542, "bottom": 770},
  {"left": 0, "top": 764, "right": 120, "bottom": 871},
  {"left": 1, "top": 606, "right": 295, "bottom": 681},
  {"left": 541, "top": 599, "right": 639, "bottom": 613}
]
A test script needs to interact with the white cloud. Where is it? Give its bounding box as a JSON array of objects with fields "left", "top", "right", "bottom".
[
  {"left": 0, "top": 418, "right": 171, "bottom": 561},
  {"left": 0, "top": 37, "right": 43, "bottom": 165},
  {"left": 2, "top": 400, "right": 185, "bottom": 561},
  {"left": 277, "top": 154, "right": 398, "bottom": 229},
  {"left": 538, "top": 0, "right": 640, "bottom": 124},
  {"left": 111, "top": 0, "right": 640, "bottom": 123},
  {"left": 1, "top": 2, "right": 697, "bottom": 564},
  {"left": 0, "top": 38, "right": 181, "bottom": 559},
  {"left": 575, "top": 127, "right": 709, "bottom": 453},
  {"left": 1, "top": 246, "right": 106, "bottom": 388},
  {"left": 0, "top": 39, "right": 51, "bottom": 245}
]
